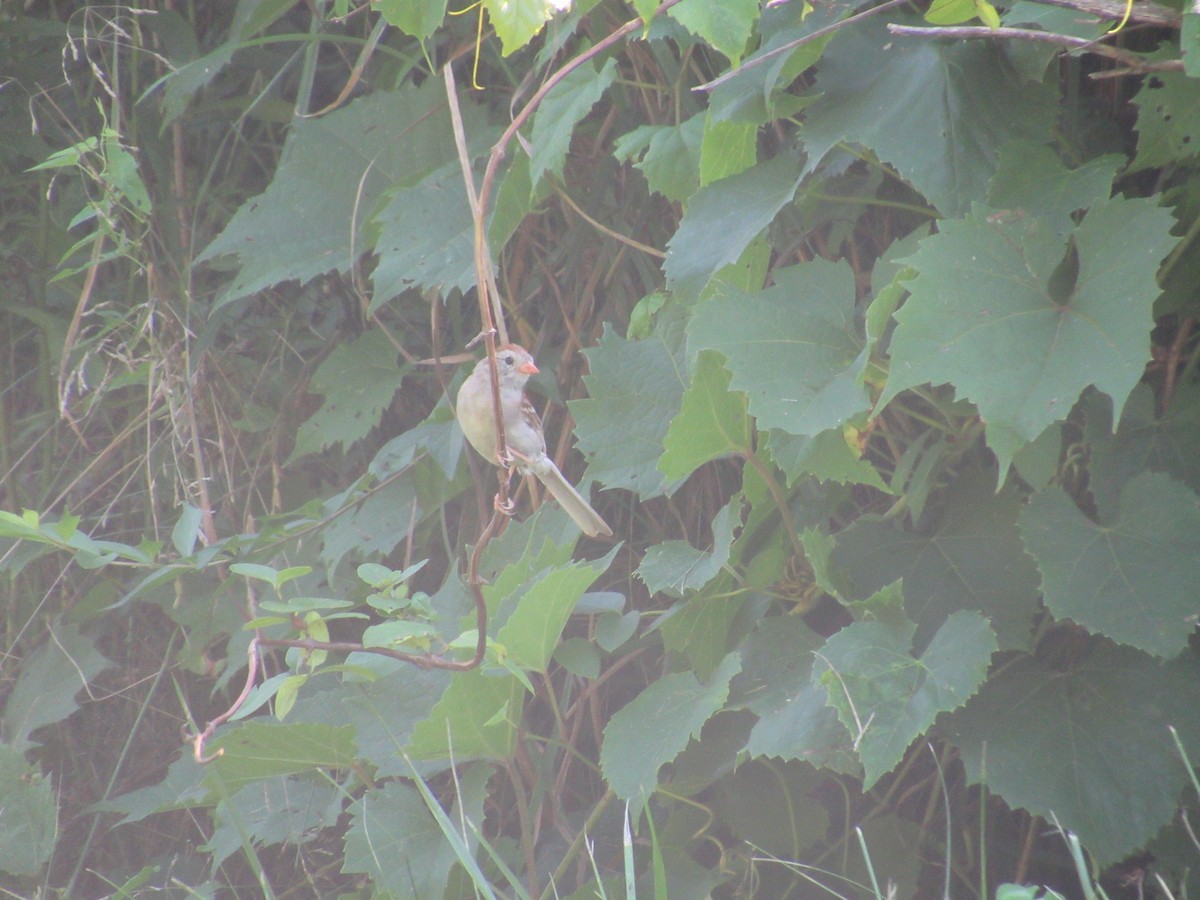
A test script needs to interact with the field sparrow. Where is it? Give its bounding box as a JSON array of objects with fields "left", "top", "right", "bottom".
[{"left": 456, "top": 344, "right": 612, "bottom": 537}]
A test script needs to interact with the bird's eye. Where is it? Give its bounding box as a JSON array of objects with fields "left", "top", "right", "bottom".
[{"left": 501, "top": 354, "right": 513, "bottom": 366}]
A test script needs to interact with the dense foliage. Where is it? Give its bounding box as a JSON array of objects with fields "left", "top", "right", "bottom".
[{"left": 2, "top": 0, "right": 1199, "bottom": 896}]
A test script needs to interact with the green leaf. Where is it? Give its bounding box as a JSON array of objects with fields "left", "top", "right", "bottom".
[
  {"left": 317, "top": 663, "right": 449, "bottom": 778},
  {"left": 765, "top": 427, "right": 889, "bottom": 489},
  {"left": 943, "top": 640, "right": 1200, "bottom": 866},
  {"left": 715, "top": 759, "right": 829, "bottom": 858},
  {"left": 1131, "top": 70, "right": 1200, "bottom": 172},
  {"left": 205, "top": 774, "right": 341, "bottom": 869},
  {"left": 814, "top": 607, "right": 997, "bottom": 788},
  {"left": 660, "top": 591, "right": 747, "bottom": 680},
  {"left": 637, "top": 499, "right": 739, "bottom": 596},
  {"left": 600, "top": 653, "right": 741, "bottom": 813},
  {"left": 801, "top": 15, "right": 1055, "bottom": 215},
  {"left": 90, "top": 754, "right": 209, "bottom": 823},
  {"left": 703, "top": 1, "right": 839, "bottom": 125},
  {"left": 343, "top": 781, "right": 457, "bottom": 898},
  {"left": 556, "top": 638, "right": 601, "bottom": 678},
  {"left": 273, "top": 674, "right": 307, "bottom": 719},
  {"left": 1019, "top": 472, "right": 1200, "bottom": 658},
  {"left": 1085, "top": 382, "right": 1200, "bottom": 511},
  {"left": 0, "top": 623, "right": 114, "bottom": 752},
  {"left": 207, "top": 722, "right": 357, "bottom": 793},
  {"left": 925, "top": 0, "right": 981, "bottom": 25},
  {"left": 596, "top": 609, "right": 639, "bottom": 652},
  {"left": 0, "top": 509, "right": 43, "bottom": 540},
  {"left": 660, "top": 351, "right": 752, "bottom": 480},
  {"left": 699, "top": 115, "right": 757, "bottom": 185},
  {"left": 975, "top": 0, "right": 1001, "bottom": 28},
  {"left": 668, "top": 0, "right": 759, "bottom": 65},
  {"left": 734, "top": 615, "right": 859, "bottom": 773},
  {"left": 484, "top": 0, "right": 560, "bottom": 55},
  {"left": 375, "top": 0, "right": 447, "bottom": 41},
  {"left": 664, "top": 153, "right": 802, "bottom": 299},
  {"left": 688, "top": 261, "right": 870, "bottom": 438},
  {"left": 830, "top": 467, "right": 1041, "bottom": 652},
  {"left": 1185, "top": 12, "right": 1200, "bottom": 77},
  {"left": 171, "top": 503, "right": 203, "bottom": 557},
  {"left": 370, "top": 165, "right": 478, "bottom": 308},
  {"left": 987, "top": 142, "right": 1123, "bottom": 236},
  {"left": 198, "top": 82, "right": 487, "bottom": 309},
  {"left": 0, "top": 744, "right": 57, "bottom": 877},
  {"left": 879, "top": 198, "right": 1175, "bottom": 476},
  {"left": 288, "top": 330, "right": 405, "bottom": 462},
  {"left": 528, "top": 58, "right": 618, "bottom": 193},
  {"left": 614, "top": 114, "right": 704, "bottom": 203},
  {"left": 406, "top": 669, "right": 524, "bottom": 760},
  {"left": 571, "top": 314, "right": 689, "bottom": 497},
  {"left": 632, "top": 0, "right": 659, "bottom": 24},
  {"left": 497, "top": 550, "right": 614, "bottom": 672}
]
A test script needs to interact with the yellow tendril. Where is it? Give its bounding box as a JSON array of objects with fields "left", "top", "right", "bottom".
[
  {"left": 1107, "top": 0, "right": 1134, "bottom": 35},
  {"left": 449, "top": 1, "right": 486, "bottom": 90}
]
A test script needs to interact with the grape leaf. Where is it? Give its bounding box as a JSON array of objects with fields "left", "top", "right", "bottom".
[
  {"left": 830, "top": 467, "right": 1040, "bottom": 652},
  {"left": 668, "top": 0, "right": 759, "bottom": 65},
  {"left": 765, "top": 428, "right": 889, "bottom": 489},
  {"left": 371, "top": 165, "right": 477, "bottom": 308},
  {"left": 406, "top": 670, "right": 524, "bottom": 761},
  {"left": 1019, "top": 472, "right": 1200, "bottom": 658},
  {"left": 288, "top": 330, "right": 405, "bottom": 462},
  {"left": 664, "top": 153, "right": 802, "bottom": 299},
  {"left": 484, "top": 0, "right": 559, "bottom": 55},
  {"left": 343, "top": 781, "right": 456, "bottom": 898},
  {"left": 660, "top": 350, "right": 752, "bottom": 480},
  {"left": 613, "top": 113, "right": 704, "bottom": 203},
  {"left": 801, "top": 15, "right": 1056, "bottom": 215},
  {"left": 879, "top": 197, "right": 1175, "bottom": 476},
  {"left": 207, "top": 774, "right": 341, "bottom": 868},
  {"left": 498, "top": 549, "right": 615, "bottom": 672},
  {"left": 699, "top": 116, "right": 757, "bottom": 184},
  {"left": 688, "top": 260, "right": 870, "bottom": 437},
  {"left": 198, "top": 83, "right": 487, "bottom": 309},
  {"left": 1, "top": 623, "right": 114, "bottom": 752},
  {"left": 207, "top": 722, "right": 357, "bottom": 793},
  {"left": 733, "top": 615, "right": 858, "bottom": 773},
  {"left": 1085, "top": 382, "right": 1200, "bottom": 514},
  {"left": 528, "top": 58, "right": 618, "bottom": 193},
  {"left": 814, "top": 607, "right": 996, "bottom": 788},
  {"left": 987, "top": 142, "right": 1122, "bottom": 236},
  {"left": 942, "top": 640, "right": 1200, "bottom": 866},
  {"left": 376, "top": 0, "right": 446, "bottom": 41},
  {"left": 1131, "top": 69, "right": 1200, "bottom": 172},
  {"left": 637, "top": 500, "right": 739, "bottom": 597},
  {"left": 600, "top": 653, "right": 741, "bottom": 814},
  {"left": 571, "top": 312, "right": 689, "bottom": 497}
]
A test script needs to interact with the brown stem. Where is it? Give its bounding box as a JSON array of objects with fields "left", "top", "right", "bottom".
[
  {"left": 888, "top": 23, "right": 1184, "bottom": 74},
  {"left": 743, "top": 450, "right": 805, "bottom": 558},
  {"left": 1021, "top": 0, "right": 1179, "bottom": 27},
  {"left": 1162, "top": 317, "right": 1195, "bottom": 412}
]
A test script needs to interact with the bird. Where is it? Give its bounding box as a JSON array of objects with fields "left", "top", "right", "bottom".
[{"left": 455, "top": 344, "right": 612, "bottom": 537}]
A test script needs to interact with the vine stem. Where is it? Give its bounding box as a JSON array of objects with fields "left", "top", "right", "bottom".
[
  {"left": 888, "top": 23, "right": 1184, "bottom": 74},
  {"left": 743, "top": 449, "right": 805, "bottom": 558}
]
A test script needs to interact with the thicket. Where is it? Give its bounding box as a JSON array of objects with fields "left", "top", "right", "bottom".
[{"left": 1, "top": 0, "right": 1198, "bottom": 897}]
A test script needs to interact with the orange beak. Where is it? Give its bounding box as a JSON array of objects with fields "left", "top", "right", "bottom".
[{"left": 518, "top": 360, "right": 539, "bottom": 375}]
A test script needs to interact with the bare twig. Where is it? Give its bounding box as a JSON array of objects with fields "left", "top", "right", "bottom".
[
  {"left": 888, "top": 23, "right": 1184, "bottom": 74},
  {"left": 1023, "top": 0, "right": 1179, "bottom": 28}
]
